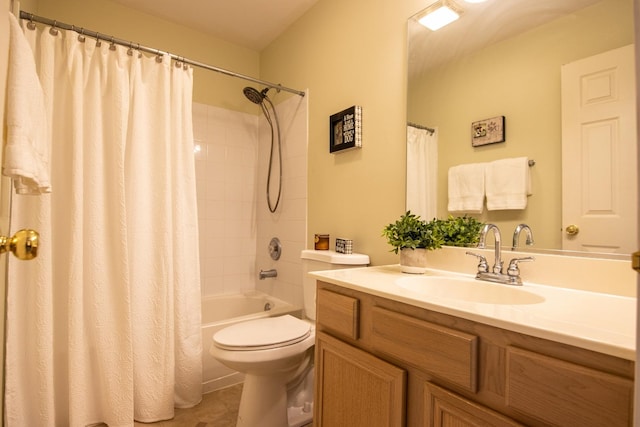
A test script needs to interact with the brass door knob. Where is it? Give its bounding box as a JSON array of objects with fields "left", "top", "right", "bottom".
[
  {"left": 0, "top": 229, "right": 39, "bottom": 260},
  {"left": 633, "top": 251, "right": 640, "bottom": 272},
  {"left": 565, "top": 224, "right": 580, "bottom": 236}
]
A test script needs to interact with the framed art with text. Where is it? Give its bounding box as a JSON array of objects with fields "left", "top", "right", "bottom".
[
  {"left": 471, "top": 116, "right": 505, "bottom": 147},
  {"left": 329, "top": 105, "right": 362, "bottom": 153}
]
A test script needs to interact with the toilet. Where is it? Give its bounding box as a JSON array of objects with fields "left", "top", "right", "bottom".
[{"left": 210, "top": 249, "right": 369, "bottom": 427}]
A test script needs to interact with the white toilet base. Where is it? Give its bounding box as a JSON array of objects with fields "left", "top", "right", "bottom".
[
  {"left": 208, "top": 318, "right": 317, "bottom": 427},
  {"left": 235, "top": 366, "right": 315, "bottom": 427},
  {"left": 236, "top": 374, "right": 289, "bottom": 427}
]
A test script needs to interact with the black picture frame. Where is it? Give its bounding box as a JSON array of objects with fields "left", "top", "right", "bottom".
[{"left": 329, "top": 106, "right": 362, "bottom": 153}]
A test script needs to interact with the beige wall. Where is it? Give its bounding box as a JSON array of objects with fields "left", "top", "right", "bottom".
[
  {"left": 35, "top": 0, "right": 261, "bottom": 113},
  {"left": 260, "top": 0, "right": 426, "bottom": 265},
  {"left": 409, "top": 0, "right": 633, "bottom": 249}
]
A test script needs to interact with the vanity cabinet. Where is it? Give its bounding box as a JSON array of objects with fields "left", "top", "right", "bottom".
[
  {"left": 315, "top": 331, "right": 406, "bottom": 426},
  {"left": 314, "top": 283, "right": 634, "bottom": 427}
]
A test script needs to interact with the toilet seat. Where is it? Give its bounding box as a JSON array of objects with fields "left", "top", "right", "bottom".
[{"left": 213, "top": 315, "right": 312, "bottom": 351}]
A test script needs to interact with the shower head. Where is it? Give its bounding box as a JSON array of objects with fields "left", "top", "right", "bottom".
[{"left": 243, "top": 86, "right": 270, "bottom": 104}]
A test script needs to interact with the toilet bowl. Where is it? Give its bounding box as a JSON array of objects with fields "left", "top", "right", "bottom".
[
  {"left": 210, "top": 315, "right": 315, "bottom": 427},
  {"left": 210, "top": 249, "right": 369, "bottom": 427}
]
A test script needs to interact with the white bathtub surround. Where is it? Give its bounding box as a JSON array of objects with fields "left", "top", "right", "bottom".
[
  {"left": 193, "top": 93, "right": 308, "bottom": 306},
  {"left": 193, "top": 103, "right": 259, "bottom": 297},
  {"left": 5, "top": 22, "right": 202, "bottom": 426}
]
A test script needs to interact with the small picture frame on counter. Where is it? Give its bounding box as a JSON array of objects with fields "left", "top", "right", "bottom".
[{"left": 335, "top": 238, "right": 353, "bottom": 254}]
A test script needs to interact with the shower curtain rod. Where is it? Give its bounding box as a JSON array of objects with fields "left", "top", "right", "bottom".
[
  {"left": 18, "top": 10, "right": 306, "bottom": 97},
  {"left": 407, "top": 122, "right": 435, "bottom": 133}
]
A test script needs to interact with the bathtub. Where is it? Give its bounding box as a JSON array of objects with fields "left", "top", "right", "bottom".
[{"left": 201, "top": 291, "right": 302, "bottom": 393}]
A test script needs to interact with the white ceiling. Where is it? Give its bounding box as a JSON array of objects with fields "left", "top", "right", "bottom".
[
  {"left": 408, "top": 0, "right": 603, "bottom": 78},
  {"left": 111, "top": 0, "right": 605, "bottom": 63},
  {"left": 111, "top": 0, "right": 320, "bottom": 51}
]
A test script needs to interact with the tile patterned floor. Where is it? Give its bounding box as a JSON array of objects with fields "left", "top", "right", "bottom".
[{"left": 134, "top": 384, "right": 243, "bottom": 427}]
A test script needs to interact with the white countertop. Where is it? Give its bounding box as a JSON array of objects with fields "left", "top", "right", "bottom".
[{"left": 310, "top": 265, "right": 637, "bottom": 361}]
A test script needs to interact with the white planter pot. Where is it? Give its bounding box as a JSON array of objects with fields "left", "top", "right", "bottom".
[{"left": 400, "top": 248, "right": 428, "bottom": 274}]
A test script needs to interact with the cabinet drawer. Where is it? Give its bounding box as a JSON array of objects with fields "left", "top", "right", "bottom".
[
  {"left": 371, "top": 307, "right": 478, "bottom": 392},
  {"left": 506, "top": 346, "right": 633, "bottom": 427},
  {"left": 316, "top": 288, "right": 359, "bottom": 340},
  {"left": 425, "top": 382, "right": 524, "bottom": 427}
]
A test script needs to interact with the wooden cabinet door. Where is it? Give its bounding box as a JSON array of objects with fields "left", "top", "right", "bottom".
[
  {"left": 505, "top": 346, "right": 633, "bottom": 427},
  {"left": 315, "top": 331, "right": 406, "bottom": 427},
  {"left": 424, "top": 382, "right": 524, "bottom": 427}
]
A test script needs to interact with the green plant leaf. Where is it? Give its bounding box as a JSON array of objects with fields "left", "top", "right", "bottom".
[{"left": 382, "top": 211, "right": 444, "bottom": 253}]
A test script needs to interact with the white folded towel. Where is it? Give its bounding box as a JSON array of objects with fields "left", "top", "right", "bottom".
[
  {"left": 4, "top": 12, "right": 51, "bottom": 195},
  {"left": 447, "top": 162, "right": 486, "bottom": 213},
  {"left": 485, "top": 157, "right": 531, "bottom": 210}
]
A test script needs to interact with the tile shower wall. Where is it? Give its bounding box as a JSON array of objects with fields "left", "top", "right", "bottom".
[
  {"left": 193, "top": 103, "right": 259, "bottom": 297},
  {"left": 193, "top": 94, "right": 308, "bottom": 305},
  {"left": 255, "top": 95, "right": 308, "bottom": 308}
]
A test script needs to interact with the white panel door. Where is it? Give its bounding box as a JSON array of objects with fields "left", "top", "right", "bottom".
[{"left": 561, "top": 44, "right": 637, "bottom": 254}]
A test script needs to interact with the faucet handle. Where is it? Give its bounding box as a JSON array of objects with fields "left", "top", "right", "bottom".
[
  {"left": 466, "top": 251, "right": 489, "bottom": 273},
  {"left": 507, "top": 256, "right": 535, "bottom": 277}
]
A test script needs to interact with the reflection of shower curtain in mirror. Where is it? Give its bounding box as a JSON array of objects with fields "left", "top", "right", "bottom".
[
  {"left": 406, "top": 126, "right": 438, "bottom": 220},
  {"left": 5, "top": 16, "right": 202, "bottom": 426}
]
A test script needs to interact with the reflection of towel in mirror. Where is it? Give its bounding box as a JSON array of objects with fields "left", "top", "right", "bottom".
[
  {"left": 447, "top": 163, "right": 486, "bottom": 213},
  {"left": 4, "top": 12, "right": 51, "bottom": 194},
  {"left": 485, "top": 157, "right": 531, "bottom": 210}
]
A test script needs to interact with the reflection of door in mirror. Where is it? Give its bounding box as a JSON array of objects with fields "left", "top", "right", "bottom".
[
  {"left": 561, "top": 45, "right": 637, "bottom": 254},
  {"left": 406, "top": 0, "right": 634, "bottom": 255}
]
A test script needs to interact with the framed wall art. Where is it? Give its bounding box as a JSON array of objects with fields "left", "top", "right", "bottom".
[
  {"left": 329, "top": 105, "right": 362, "bottom": 153},
  {"left": 471, "top": 116, "right": 505, "bottom": 147}
]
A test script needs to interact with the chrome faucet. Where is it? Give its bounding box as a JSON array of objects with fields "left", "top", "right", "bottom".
[
  {"left": 259, "top": 269, "right": 278, "bottom": 280},
  {"left": 478, "top": 224, "right": 503, "bottom": 274},
  {"left": 512, "top": 224, "right": 534, "bottom": 250},
  {"left": 467, "top": 223, "right": 535, "bottom": 286}
]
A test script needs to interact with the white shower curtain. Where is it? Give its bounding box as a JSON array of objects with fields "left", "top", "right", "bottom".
[
  {"left": 5, "top": 19, "right": 202, "bottom": 426},
  {"left": 406, "top": 125, "right": 438, "bottom": 220}
]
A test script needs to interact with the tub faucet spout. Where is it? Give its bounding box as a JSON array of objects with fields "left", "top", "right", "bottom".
[{"left": 259, "top": 269, "right": 278, "bottom": 280}]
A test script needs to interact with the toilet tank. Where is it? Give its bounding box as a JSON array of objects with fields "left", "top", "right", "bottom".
[{"left": 301, "top": 249, "right": 370, "bottom": 320}]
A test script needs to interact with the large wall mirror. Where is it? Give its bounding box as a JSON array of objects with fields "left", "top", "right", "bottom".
[{"left": 407, "top": 0, "right": 636, "bottom": 258}]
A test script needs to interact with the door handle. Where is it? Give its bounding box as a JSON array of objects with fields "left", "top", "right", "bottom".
[
  {"left": 565, "top": 224, "right": 579, "bottom": 236},
  {"left": 0, "top": 229, "right": 39, "bottom": 260}
]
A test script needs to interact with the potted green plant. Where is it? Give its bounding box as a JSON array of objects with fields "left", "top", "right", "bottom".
[
  {"left": 432, "top": 215, "right": 484, "bottom": 247},
  {"left": 382, "top": 211, "right": 443, "bottom": 273}
]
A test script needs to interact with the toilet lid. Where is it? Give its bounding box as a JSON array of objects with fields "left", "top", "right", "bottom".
[{"left": 213, "top": 315, "right": 312, "bottom": 350}]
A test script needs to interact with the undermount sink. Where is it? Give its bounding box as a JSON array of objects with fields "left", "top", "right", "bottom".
[{"left": 395, "top": 275, "right": 545, "bottom": 305}]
